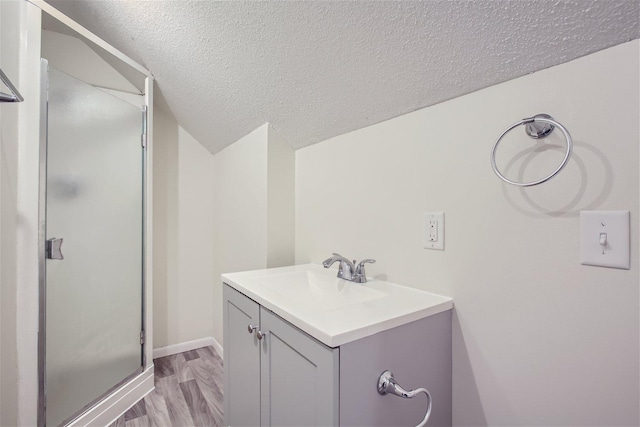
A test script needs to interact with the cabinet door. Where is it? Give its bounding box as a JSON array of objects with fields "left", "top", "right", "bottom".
[
  {"left": 223, "top": 285, "right": 261, "bottom": 426},
  {"left": 260, "top": 308, "right": 339, "bottom": 426}
]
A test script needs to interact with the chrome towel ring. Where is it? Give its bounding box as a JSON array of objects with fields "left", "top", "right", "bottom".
[
  {"left": 491, "top": 114, "right": 572, "bottom": 187},
  {"left": 378, "top": 370, "right": 432, "bottom": 427}
]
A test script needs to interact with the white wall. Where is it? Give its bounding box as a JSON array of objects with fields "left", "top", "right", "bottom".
[
  {"left": 0, "top": 1, "right": 20, "bottom": 424},
  {"left": 295, "top": 40, "right": 639, "bottom": 426},
  {"left": 267, "top": 125, "right": 295, "bottom": 268},
  {"left": 212, "top": 124, "right": 268, "bottom": 345},
  {"left": 0, "top": 1, "right": 43, "bottom": 425},
  {"left": 175, "top": 125, "right": 216, "bottom": 342},
  {"left": 153, "top": 105, "right": 215, "bottom": 349},
  {"left": 212, "top": 123, "right": 294, "bottom": 345},
  {"left": 150, "top": 71, "right": 293, "bottom": 357},
  {"left": 2, "top": 1, "right": 40, "bottom": 425}
]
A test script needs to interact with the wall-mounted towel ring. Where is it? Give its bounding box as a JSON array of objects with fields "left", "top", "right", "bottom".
[
  {"left": 0, "top": 67, "right": 24, "bottom": 103},
  {"left": 491, "top": 114, "right": 572, "bottom": 187},
  {"left": 377, "top": 370, "right": 432, "bottom": 427}
]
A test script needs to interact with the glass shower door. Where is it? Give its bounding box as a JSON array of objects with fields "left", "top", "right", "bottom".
[{"left": 44, "top": 65, "right": 144, "bottom": 426}]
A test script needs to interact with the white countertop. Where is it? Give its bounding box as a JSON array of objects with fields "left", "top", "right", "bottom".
[{"left": 222, "top": 264, "right": 453, "bottom": 348}]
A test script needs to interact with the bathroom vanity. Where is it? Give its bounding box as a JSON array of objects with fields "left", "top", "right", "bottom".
[{"left": 222, "top": 264, "right": 453, "bottom": 427}]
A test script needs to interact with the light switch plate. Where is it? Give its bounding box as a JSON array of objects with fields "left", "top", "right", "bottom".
[
  {"left": 580, "top": 210, "right": 630, "bottom": 269},
  {"left": 423, "top": 212, "right": 444, "bottom": 250}
]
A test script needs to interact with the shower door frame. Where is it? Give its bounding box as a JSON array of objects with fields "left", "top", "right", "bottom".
[{"left": 33, "top": 2, "right": 155, "bottom": 426}]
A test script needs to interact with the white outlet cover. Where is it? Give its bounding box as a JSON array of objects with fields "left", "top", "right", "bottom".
[
  {"left": 580, "top": 210, "right": 630, "bottom": 269},
  {"left": 423, "top": 212, "right": 444, "bottom": 250}
]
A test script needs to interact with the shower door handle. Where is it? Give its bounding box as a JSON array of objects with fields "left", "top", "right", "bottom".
[{"left": 46, "top": 238, "right": 64, "bottom": 260}]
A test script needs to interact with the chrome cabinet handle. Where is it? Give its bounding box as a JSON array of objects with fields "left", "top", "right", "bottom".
[{"left": 248, "top": 324, "right": 267, "bottom": 340}]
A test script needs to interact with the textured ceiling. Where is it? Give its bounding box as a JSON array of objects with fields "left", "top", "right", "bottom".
[{"left": 44, "top": 0, "right": 639, "bottom": 153}]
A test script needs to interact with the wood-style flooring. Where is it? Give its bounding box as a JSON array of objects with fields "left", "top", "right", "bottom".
[{"left": 109, "top": 346, "right": 224, "bottom": 427}]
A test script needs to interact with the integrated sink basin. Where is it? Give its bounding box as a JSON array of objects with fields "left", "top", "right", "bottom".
[
  {"left": 222, "top": 264, "right": 453, "bottom": 347},
  {"left": 260, "top": 269, "right": 387, "bottom": 311}
]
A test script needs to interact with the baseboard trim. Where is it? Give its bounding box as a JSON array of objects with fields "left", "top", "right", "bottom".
[
  {"left": 153, "top": 336, "right": 223, "bottom": 359},
  {"left": 211, "top": 336, "right": 224, "bottom": 358}
]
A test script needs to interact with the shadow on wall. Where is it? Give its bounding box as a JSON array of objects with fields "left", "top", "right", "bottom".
[{"left": 500, "top": 140, "right": 613, "bottom": 218}]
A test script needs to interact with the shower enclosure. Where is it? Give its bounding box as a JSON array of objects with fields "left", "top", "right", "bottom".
[
  {"left": 41, "top": 62, "right": 145, "bottom": 427},
  {"left": 36, "top": 4, "right": 154, "bottom": 426}
]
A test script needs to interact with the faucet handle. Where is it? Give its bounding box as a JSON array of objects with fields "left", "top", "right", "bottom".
[
  {"left": 354, "top": 259, "right": 376, "bottom": 283},
  {"left": 356, "top": 259, "right": 376, "bottom": 272}
]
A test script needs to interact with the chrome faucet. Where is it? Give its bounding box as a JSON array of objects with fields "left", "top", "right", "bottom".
[{"left": 322, "top": 253, "right": 376, "bottom": 283}]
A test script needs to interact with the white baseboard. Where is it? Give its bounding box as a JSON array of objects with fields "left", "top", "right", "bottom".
[
  {"left": 211, "top": 336, "right": 224, "bottom": 358},
  {"left": 153, "top": 336, "right": 223, "bottom": 359}
]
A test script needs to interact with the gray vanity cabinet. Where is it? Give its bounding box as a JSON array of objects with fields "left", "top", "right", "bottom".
[
  {"left": 260, "top": 308, "right": 339, "bottom": 426},
  {"left": 223, "top": 282, "right": 452, "bottom": 427},
  {"left": 223, "top": 284, "right": 339, "bottom": 427},
  {"left": 223, "top": 284, "right": 261, "bottom": 426}
]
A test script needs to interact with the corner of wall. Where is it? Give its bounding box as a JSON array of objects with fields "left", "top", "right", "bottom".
[
  {"left": 151, "top": 104, "right": 179, "bottom": 349},
  {"left": 211, "top": 123, "right": 270, "bottom": 347},
  {"left": 266, "top": 125, "right": 295, "bottom": 268},
  {"left": 153, "top": 104, "right": 217, "bottom": 350}
]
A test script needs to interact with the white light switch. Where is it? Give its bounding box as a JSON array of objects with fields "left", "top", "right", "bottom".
[
  {"left": 580, "top": 210, "right": 630, "bottom": 269},
  {"left": 423, "top": 212, "right": 444, "bottom": 250}
]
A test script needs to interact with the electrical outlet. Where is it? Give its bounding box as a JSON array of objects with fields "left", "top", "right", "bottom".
[{"left": 423, "top": 212, "right": 444, "bottom": 250}]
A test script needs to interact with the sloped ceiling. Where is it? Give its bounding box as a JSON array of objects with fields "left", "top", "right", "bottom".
[
  {"left": 42, "top": 29, "right": 140, "bottom": 94},
  {"left": 44, "top": 0, "right": 639, "bottom": 154}
]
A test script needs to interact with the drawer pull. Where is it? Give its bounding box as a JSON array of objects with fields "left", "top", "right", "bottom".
[
  {"left": 256, "top": 330, "right": 267, "bottom": 340},
  {"left": 247, "top": 324, "right": 258, "bottom": 334}
]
